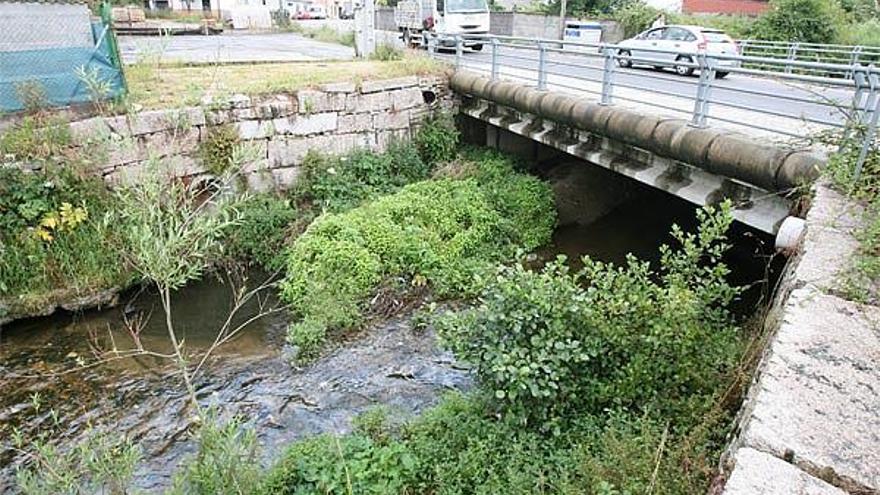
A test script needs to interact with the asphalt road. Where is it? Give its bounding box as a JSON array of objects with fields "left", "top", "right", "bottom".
[
  {"left": 440, "top": 44, "right": 856, "bottom": 136},
  {"left": 118, "top": 32, "right": 355, "bottom": 65}
]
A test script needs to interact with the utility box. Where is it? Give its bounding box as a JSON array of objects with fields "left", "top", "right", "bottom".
[{"left": 563, "top": 21, "right": 602, "bottom": 51}]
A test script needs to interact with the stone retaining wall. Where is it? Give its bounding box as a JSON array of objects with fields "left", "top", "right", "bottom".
[
  {"left": 65, "top": 75, "right": 451, "bottom": 190},
  {"left": 722, "top": 184, "right": 880, "bottom": 495}
]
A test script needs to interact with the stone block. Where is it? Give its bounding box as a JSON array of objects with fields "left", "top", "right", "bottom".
[
  {"left": 346, "top": 92, "right": 392, "bottom": 113},
  {"left": 253, "top": 94, "right": 296, "bottom": 120},
  {"left": 373, "top": 110, "right": 410, "bottom": 130},
  {"left": 321, "top": 81, "right": 357, "bottom": 93},
  {"left": 391, "top": 87, "right": 425, "bottom": 111},
  {"left": 271, "top": 167, "right": 301, "bottom": 190},
  {"left": 338, "top": 113, "right": 373, "bottom": 134},
  {"left": 724, "top": 448, "right": 845, "bottom": 495},
  {"left": 274, "top": 112, "right": 337, "bottom": 136},
  {"left": 297, "top": 89, "right": 345, "bottom": 114},
  {"left": 268, "top": 137, "right": 312, "bottom": 168},
  {"left": 245, "top": 171, "right": 275, "bottom": 193},
  {"left": 360, "top": 76, "right": 418, "bottom": 94},
  {"left": 735, "top": 288, "right": 880, "bottom": 493},
  {"left": 375, "top": 129, "right": 409, "bottom": 151},
  {"left": 236, "top": 120, "right": 275, "bottom": 140},
  {"left": 128, "top": 108, "right": 203, "bottom": 136},
  {"left": 141, "top": 127, "right": 200, "bottom": 157}
]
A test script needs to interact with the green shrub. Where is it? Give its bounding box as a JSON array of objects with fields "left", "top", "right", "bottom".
[
  {"left": 197, "top": 124, "right": 242, "bottom": 176},
  {"left": 414, "top": 112, "right": 459, "bottom": 165},
  {"left": 836, "top": 19, "right": 880, "bottom": 47},
  {"left": 287, "top": 317, "right": 329, "bottom": 361},
  {"left": 436, "top": 203, "right": 740, "bottom": 429},
  {"left": 668, "top": 13, "right": 755, "bottom": 39},
  {"left": 223, "top": 194, "right": 297, "bottom": 270},
  {"left": 0, "top": 165, "right": 128, "bottom": 303},
  {"left": 369, "top": 43, "right": 404, "bottom": 61},
  {"left": 0, "top": 115, "right": 71, "bottom": 162},
  {"left": 294, "top": 140, "right": 430, "bottom": 214},
  {"left": 170, "top": 416, "right": 262, "bottom": 495},
  {"left": 260, "top": 432, "right": 418, "bottom": 495},
  {"left": 748, "top": 0, "right": 845, "bottom": 43},
  {"left": 610, "top": 1, "right": 660, "bottom": 38},
  {"left": 280, "top": 155, "right": 555, "bottom": 358}
]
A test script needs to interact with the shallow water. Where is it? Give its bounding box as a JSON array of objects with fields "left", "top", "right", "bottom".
[
  {"left": 0, "top": 172, "right": 782, "bottom": 491},
  {"left": 0, "top": 274, "right": 469, "bottom": 491}
]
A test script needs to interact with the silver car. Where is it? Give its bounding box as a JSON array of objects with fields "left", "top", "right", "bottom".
[{"left": 616, "top": 25, "right": 741, "bottom": 79}]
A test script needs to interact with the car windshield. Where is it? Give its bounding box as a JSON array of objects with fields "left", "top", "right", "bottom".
[
  {"left": 702, "top": 30, "right": 732, "bottom": 42},
  {"left": 446, "top": 0, "right": 488, "bottom": 13}
]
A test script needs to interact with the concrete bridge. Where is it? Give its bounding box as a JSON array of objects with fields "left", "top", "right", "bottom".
[{"left": 450, "top": 70, "right": 824, "bottom": 238}]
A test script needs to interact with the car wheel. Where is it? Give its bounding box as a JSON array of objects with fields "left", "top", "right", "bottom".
[
  {"left": 715, "top": 71, "right": 729, "bottom": 79},
  {"left": 674, "top": 55, "right": 694, "bottom": 76},
  {"left": 471, "top": 44, "right": 483, "bottom": 52},
  {"left": 617, "top": 50, "right": 632, "bottom": 68}
]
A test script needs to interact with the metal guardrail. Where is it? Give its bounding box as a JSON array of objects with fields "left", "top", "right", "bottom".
[
  {"left": 736, "top": 40, "right": 880, "bottom": 79},
  {"left": 426, "top": 33, "right": 880, "bottom": 180}
]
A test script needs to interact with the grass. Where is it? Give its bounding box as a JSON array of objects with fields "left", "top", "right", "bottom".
[{"left": 126, "top": 56, "right": 446, "bottom": 110}]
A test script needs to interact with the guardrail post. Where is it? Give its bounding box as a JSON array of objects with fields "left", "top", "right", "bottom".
[
  {"left": 690, "top": 53, "right": 716, "bottom": 128},
  {"left": 785, "top": 42, "right": 799, "bottom": 74},
  {"left": 537, "top": 41, "right": 548, "bottom": 90},
  {"left": 847, "top": 46, "right": 864, "bottom": 80},
  {"left": 600, "top": 45, "right": 615, "bottom": 105},
  {"left": 854, "top": 69, "right": 880, "bottom": 181},
  {"left": 427, "top": 32, "right": 436, "bottom": 56},
  {"left": 455, "top": 35, "right": 463, "bottom": 68},
  {"left": 491, "top": 37, "right": 499, "bottom": 81}
]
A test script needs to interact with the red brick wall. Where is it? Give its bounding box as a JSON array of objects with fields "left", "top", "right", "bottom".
[{"left": 682, "top": 0, "right": 769, "bottom": 15}]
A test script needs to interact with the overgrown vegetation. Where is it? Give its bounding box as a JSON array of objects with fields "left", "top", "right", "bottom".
[
  {"left": 285, "top": 22, "right": 356, "bottom": 47},
  {"left": 197, "top": 124, "right": 242, "bottom": 176},
  {"left": 281, "top": 150, "right": 557, "bottom": 359},
  {"left": 0, "top": 118, "right": 129, "bottom": 315},
  {"left": 261, "top": 203, "right": 746, "bottom": 494}
]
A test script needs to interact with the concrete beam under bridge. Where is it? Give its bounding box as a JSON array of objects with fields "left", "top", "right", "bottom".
[{"left": 452, "top": 71, "right": 825, "bottom": 235}]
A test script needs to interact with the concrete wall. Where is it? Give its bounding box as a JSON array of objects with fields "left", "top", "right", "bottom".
[
  {"left": 63, "top": 76, "right": 450, "bottom": 191},
  {"left": 489, "top": 12, "right": 624, "bottom": 43},
  {"left": 0, "top": 3, "right": 93, "bottom": 52},
  {"left": 722, "top": 184, "right": 880, "bottom": 495}
]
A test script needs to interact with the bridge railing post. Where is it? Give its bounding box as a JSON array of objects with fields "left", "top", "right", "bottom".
[
  {"left": 690, "top": 53, "right": 716, "bottom": 128},
  {"left": 785, "top": 42, "right": 799, "bottom": 74},
  {"left": 847, "top": 45, "right": 863, "bottom": 80},
  {"left": 455, "top": 35, "right": 463, "bottom": 68},
  {"left": 427, "top": 32, "right": 436, "bottom": 56},
  {"left": 600, "top": 45, "right": 615, "bottom": 105},
  {"left": 490, "top": 37, "right": 499, "bottom": 81},
  {"left": 853, "top": 67, "right": 880, "bottom": 182},
  {"left": 537, "top": 41, "right": 548, "bottom": 90}
]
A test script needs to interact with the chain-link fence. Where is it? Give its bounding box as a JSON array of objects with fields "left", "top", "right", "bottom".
[{"left": 0, "top": 1, "right": 126, "bottom": 113}]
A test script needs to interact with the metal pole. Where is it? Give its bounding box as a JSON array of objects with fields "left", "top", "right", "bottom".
[
  {"left": 690, "top": 53, "right": 716, "bottom": 127},
  {"left": 455, "top": 35, "right": 463, "bottom": 68},
  {"left": 537, "top": 42, "right": 547, "bottom": 90},
  {"left": 853, "top": 82, "right": 879, "bottom": 182},
  {"left": 600, "top": 45, "right": 615, "bottom": 105},
  {"left": 785, "top": 42, "right": 799, "bottom": 74},
  {"left": 491, "top": 37, "right": 499, "bottom": 80},
  {"left": 558, "top": 0, "right": 567, "bottom": 40}
]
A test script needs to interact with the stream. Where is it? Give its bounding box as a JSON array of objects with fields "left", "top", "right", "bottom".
[{"left": 0, "top": 164, "right": 782, "bottom": 492}]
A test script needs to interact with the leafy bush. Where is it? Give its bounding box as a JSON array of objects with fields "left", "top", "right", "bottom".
[
  {"left": 197, "top": 124, "right": 242, "bottom": 176},
  {"left": 414, "top": 112, "right": 459, "bottom": 165},
  {"left": 610, "top": 1, "right": 660, "bottom": 38},
  {"left": 668, "top": 13, "right": 755, "bottom": 39},
  {"left": 369, "top": 43, "right": 404, "bottom": 61},
  {"left": 0, "top": 115, "right": 71, "bottom": 162},
  {"left": 280, "top": 155, "right": 556, "bottom": 358},
  {"left": 836, "top": 18, "right": 880, "bottom": 47},
  {"left": 170, "top": 416, "right": 262, "bottom": 495},
  {"left": 223, "top": 194, "right": 297, "bottom": 270},
  {"left": 437, "top": 203, "right": 740, "bottom": 429},
  {"left": 15, "top": 430, "right": 141, "bottom": 495},
  {"left": 0, "top": 165, "right": 128, "bottom": 304},
  {"left": 294, "top": 140, "right": 430, "bottom": 214},
  {"left": 748, "top": 0, "right": 845, "bottom": 43},
  {"left": 260, "top": 431, "right": 418, "bottom": 495}
]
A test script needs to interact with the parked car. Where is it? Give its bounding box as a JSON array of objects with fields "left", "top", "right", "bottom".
[
  {"left": 339, "top": 9, "right": 354, "bottom": 19},
  {"left": 616, "top": 25, "right": 740, "bottom": 79}
]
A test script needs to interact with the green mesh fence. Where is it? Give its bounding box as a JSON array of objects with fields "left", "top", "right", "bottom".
[{"left": 0, "top": 2, "right": 126, "bottom": 113}]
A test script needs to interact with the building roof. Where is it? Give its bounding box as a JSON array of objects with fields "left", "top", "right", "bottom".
[
  {"left": 0, "top": 0, "right": 88, "bottom": 3},
  {"left": 682, "top": 0, "right": 769, "bottom": 15}
]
